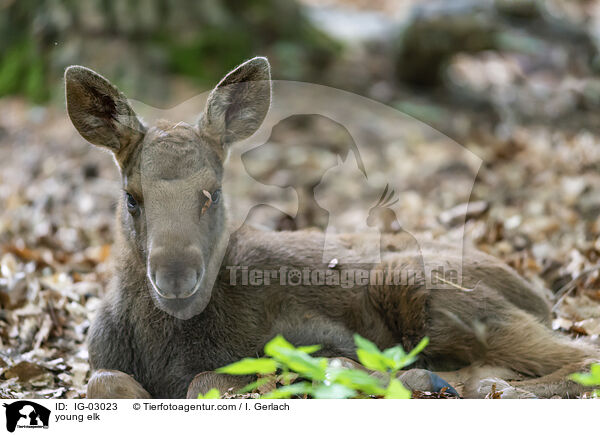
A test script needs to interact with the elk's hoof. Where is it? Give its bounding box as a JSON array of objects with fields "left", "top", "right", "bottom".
[{"left": 87, "top": 369, "right": 151, "bottom": 399}]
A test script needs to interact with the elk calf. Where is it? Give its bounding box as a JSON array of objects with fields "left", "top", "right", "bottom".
[{"left": 65, "top": 58, "right": 598, "bottom": 399}]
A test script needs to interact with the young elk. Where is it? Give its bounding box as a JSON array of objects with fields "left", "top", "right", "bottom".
[{"left": 65, "top": 58, "right": 598, "bottom": 399}]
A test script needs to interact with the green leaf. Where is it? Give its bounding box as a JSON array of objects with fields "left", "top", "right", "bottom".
[
  {"left": 297, "top": 344, "right": 322, "bottom": 354},
  {"left": 569, "top": 373, "right": 600, "bottom": 387},
  {"left": 378, "top": 337, "right": 429, "bottom": 371},
  {"left": 262, "top": 382, "right": 313, "bottom": 399},
  {"left": 354, "top": 334, "right": 397, "bottom": 371},
  {"left": 274, "top": 347, "right": 328, "bottom": 381},
  {"left": 264, "top": 335, "right": 295, "bottom": 359},
  {"left": 384, "top": 378, "right": 411, "bottom": 399},
  {"left": 197, "top": 388, "right": 221, "bottom": 399},
  {"left": 591, "top": 363, "right": 600, "bottom": 380},
  {"left": 353, "top": 334, "right": 383, "bottom": 356},
  {"left": 407, "top": 337, "right": 430, "bottom": 359},
  {"left": 216, "top": 358, "right": 278, "bottom": 375},
  {"left": 263, "top": 335, "right": 327, "bottom": 380},
  {"left": 328, "top": 368, "right": 386, "bottom": 396},
  {"left": 277, "top": 371, "right": 298, "bottom": 386},
  {"left": 569, "top": 363, "right": 600, "bottom": 387},
  {"left": 236, "top": 377, "right": 274, "bottom": 394},
  {"left": 383, "top": 346, "right": 406, "bottom": 361},
  {"left": 312, "top": 383, "right": 357, "bottom": 399},
  {"left": 383, "top": 346, "right": 413, "bottom": 370},
  {"left": 356, "top": 349, "right": 390, "bottom": 372}
]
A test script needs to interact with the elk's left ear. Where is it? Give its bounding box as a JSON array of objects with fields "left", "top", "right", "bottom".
[
  {"left": 65, "top": 66, "right": 145, "bottom": 155},
  {"left": 199, "top": 57, "right": 271, "bottom": 146}
]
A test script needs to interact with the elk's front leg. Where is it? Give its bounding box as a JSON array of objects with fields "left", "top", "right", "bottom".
[
  {"left": 87, "top": 369, "right": 152, "bottom": 399},
  {"left": 186, "top": 372, "right": 253, "bottom": 399}
]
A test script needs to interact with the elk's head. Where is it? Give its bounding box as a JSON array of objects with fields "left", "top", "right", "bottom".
[{"left": 65, "top": 58, "right": 271, "bottom": 318}]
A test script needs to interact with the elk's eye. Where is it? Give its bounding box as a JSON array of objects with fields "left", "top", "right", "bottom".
[
  {"left": 126, "top": 193, "right": 138, "bottom": 213},
  {"left": 212, "top": 189, "right": 221, "bottom": 204}
]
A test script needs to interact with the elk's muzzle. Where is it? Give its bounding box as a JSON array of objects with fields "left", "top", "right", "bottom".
[{"left": 148, "top": 246, "right": 204, "bottom": 299}]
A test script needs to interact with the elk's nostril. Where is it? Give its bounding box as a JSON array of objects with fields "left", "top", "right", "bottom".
[{"left": 153, "top": 267, "right": 199, "bottom": 299}]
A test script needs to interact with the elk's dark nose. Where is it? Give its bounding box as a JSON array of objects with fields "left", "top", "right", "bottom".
[{"left": 153, "top": 266, "right": 199, "bottom": 299}]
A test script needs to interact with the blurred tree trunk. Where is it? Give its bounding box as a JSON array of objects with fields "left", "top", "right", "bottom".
[{"left": 396, "top": 0, "right": 597, "bottom": 87}]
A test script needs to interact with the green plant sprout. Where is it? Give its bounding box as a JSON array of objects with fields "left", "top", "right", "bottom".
[
  {"left": 569, "top": 363, "right": 600, "bottom": 398},
  {"left": 200, "top": 334, "right": 429, "bottom": 399}
]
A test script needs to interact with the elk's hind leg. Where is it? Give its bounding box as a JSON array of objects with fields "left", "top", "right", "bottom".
[
  {"left": 87, "top": 369, "right": 152, "bottom": 399},
  {"left": 453, "top": 310, "right": 599, "bottom": 398},
  {"left": 468, "top": 309, "right": 598, "bottom": 378},
  {"left": 425, "top": 284, "right": 600, "bottom": 397},
  {"left": 507, "top": 359, "right": 599, "bottom": 398},
  {"left": 464, "top": 359, "right": 599, "bottom": 398}
]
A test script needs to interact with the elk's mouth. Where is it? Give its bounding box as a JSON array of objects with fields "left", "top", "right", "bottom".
[
  {"left": 152, "top": 291, "right": 202, "bottom": 312},
  {"left": 149, "top": 277, "right": 201, "bottom": 300},
  {"left": 147, "top": 274, "right": 213, "bottom": 320},
  {"left": 145, "top": 260, "right": 210, "bottom": 319},
  {"left": 147, "top": 264, "right": 204, "bottom": 299}
]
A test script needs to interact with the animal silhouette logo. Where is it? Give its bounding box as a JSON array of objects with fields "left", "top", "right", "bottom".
[
  {"left": 3, "top": 401, "right": 50, "bottom": 432},
  {"left": 315, "top": 153, "right": 382, "bottom": 264},
  {"left": 241, "top": 114, "right": 367, "bottom": 230}
]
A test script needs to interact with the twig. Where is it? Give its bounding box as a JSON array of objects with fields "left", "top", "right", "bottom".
[
  {"left": 551, "top": 265, "right": 600, "bottom": 313},
  {"left": 435, "top": 276, "right": 477, "bottom": 292}
]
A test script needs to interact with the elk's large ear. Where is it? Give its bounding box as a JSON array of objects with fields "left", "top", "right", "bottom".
[
  {"left": 65, "top": 66, "right": 145, "bottom": 155},
  {"left": 199, "top": 57, "right": 271, "bottom": 146}
]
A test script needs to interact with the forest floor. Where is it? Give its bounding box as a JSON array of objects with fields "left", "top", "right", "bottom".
[{"left": 2, "top": 91, "right": 600, "bottom": 398}]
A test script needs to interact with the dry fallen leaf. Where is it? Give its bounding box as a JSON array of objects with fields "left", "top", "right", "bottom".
[{"left": 4, "top": 361, "right": 48, "bottom": 383}]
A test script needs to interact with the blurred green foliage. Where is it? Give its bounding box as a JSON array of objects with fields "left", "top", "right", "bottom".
[
  {"left": 0, "top": 0, "right": 341, "bottom": 102},
  {"left": 0, "top": 39, "right": 48, "bottom": 103},
  {"left": 0, "top": 0, "right": 54, "bottom": 102},
  {"left": 569, "top": 363, "right": 600, "bottom": 398},
  {"left": 154, "top": 0, "right": 340, "bottom": 84},
  {"left": 212, "top": 334, "right": 429, "bottom": 399}
]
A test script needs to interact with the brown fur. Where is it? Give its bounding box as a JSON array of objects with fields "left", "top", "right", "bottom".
[{"left": 66, "top": 58, "right": 599, "bottom": 399}]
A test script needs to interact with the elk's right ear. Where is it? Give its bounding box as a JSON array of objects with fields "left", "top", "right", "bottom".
[{"left": 65, "top": 66, "right": 145, "bottom": 155}]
